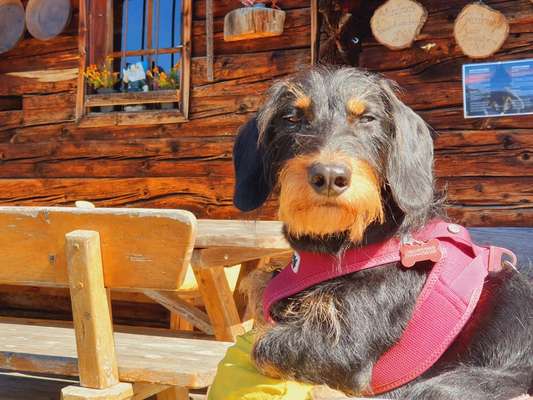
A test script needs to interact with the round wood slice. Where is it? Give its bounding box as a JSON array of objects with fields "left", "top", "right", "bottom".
[
  {"left": 224, "top": 7, "right": 286, "bottom": 42},
  {"left": 0, "top": 0, "right": 25, "bottom": 54},
  {"left": 454, "top": 3, "right": 509, "bottom": 59},
  {"left": 370, "top": 0, "right": 427, "bottom": 50},
  {"left": 25, "top": 0, "right": 72, "bottom": 41}
]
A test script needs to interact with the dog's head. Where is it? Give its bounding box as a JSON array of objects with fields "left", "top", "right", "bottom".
[{"left": 234, "top": 67, "right": 435, "bottom": 244}]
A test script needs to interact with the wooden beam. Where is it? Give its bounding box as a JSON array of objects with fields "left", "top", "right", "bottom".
[
  {"left": 65, "top": 230, "right": 119, "bottom": 389},
  {"left": 206, "top": 0, "right": 214, "bottom": 82},
  {"left": 311, "top": 0, "right": 318, "bottom": 65},
  {"left": 143, "top": 290, "right": 214, "bottom": 335},
  {"left": 75, "top": 0, "right": 87, "bottom": 121},
  {"left": 61, "top": 382, "right": 133, "bottom": 400},
  {"left": 85, "top": 90, "right": 179, "bottom": 107},
  {"left": 131, "top": 383, "right": 169, "bottom": 400},
  {"left": 108, "top": 47, "right": 183, "bottom": 59},
  {"left": 193, "top": 267, "right": 243, "bottom": 341},
  {"left": 181, "top": 0, "right": 192, "bottom": 119},
  {"left": 191, "top": 247, "right": 291, "bottom": 270},
  {"left": 156, "top": 387, "right": 189, "bottom": 400}
]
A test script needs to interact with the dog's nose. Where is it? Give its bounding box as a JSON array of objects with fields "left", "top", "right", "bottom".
[{"left": 308, "top": 162, "right": 351, "bottom": 196}]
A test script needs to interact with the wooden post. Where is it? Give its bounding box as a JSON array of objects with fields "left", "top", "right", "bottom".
[
  {"left": 310, "top": 0, "right": 318, "bottom": 65},
  {"left": 65, "top": 230, "right": 119, "bottom": 389},
  {"left": 206, "top": 0, "right": 214, "bottom": 82},
  {"left": 193, "top": 267, "right": 243, "bottom": 341}
]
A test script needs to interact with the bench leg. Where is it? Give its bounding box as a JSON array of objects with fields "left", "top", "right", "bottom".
[
  {"left": 61, "top": 382, "right": 133, "bottom": 400},
  {"left": 156, "top": 387, "right": 189, "bottom": 400},
  {"left": 65, "top": 230, "right": 126, "bottom": 395}
]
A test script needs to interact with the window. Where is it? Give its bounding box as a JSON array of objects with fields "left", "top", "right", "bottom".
[{"left": 76, "top": 0, "right": 191, "bottom": 126}]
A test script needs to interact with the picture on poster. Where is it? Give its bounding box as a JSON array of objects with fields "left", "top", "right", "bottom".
[{"left": 462, "top": 59, "right": 533, "bottom": 118}]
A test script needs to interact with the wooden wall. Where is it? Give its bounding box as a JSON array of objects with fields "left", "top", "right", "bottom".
[
  {"left": 0, "top": 0, "right": 531, "bottom": 226},
  {"left": 0, "top": 0, "right": 310, "bottom": 222},
  {"left": 359, "top": 0, "right": 532, "bottom": 226}
]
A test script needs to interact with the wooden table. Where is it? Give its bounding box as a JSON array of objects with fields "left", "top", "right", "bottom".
[{"left": 147, "top": 219, "right": 291, "bottom": 342}]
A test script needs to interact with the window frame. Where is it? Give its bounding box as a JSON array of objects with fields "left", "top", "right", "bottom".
[{"left": 75, "top": 0, "right": 192, "bottom": 127}]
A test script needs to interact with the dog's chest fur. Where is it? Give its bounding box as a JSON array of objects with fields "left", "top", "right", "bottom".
[{"left": 253, "top": 263, "right": 427, "bottom": 394}]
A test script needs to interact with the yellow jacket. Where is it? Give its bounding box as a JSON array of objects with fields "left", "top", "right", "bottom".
[{"left": 208, "top": 331, "right": 314, "bottom": 400}]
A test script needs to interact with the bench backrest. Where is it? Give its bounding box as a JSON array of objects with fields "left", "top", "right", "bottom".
[{"left": 0, "top": 206, "right": 196, "bottom": 290}]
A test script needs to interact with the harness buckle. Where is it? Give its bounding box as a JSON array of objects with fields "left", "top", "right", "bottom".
[{"left": 488, "top": 246, "right": 517, "bottom": 273}]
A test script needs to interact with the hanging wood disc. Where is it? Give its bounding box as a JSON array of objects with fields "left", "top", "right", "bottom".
[
  {"left": 0, "top": 0, "right": 25, "bottom": 54},
  {"left": 370, "top": 0, "right": 427, "bottom": 50},
  {"left": 25, "top": 0, "right": 72, "bottom": 41},
  {"left": 224, "top": 6, "right": 286, "bottom": 42},
  {"left": 454, "top": 3, "right": 509, "bottom": 59}
]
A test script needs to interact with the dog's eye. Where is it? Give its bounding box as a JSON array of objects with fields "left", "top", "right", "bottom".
[
  {"left": 359, "top": 115, "right": 376, "bottom": 123},
  {"left": 283, "top": 113, "right": 302, "bottom": 124}
]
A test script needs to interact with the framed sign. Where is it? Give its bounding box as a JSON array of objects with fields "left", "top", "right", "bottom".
[{"left": 462, "top": 59, "right": 533, "bottom": 118}]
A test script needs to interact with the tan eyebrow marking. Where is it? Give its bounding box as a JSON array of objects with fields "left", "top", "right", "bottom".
[
  {"left": 293, "top": 95, "right": 312, "bottom": 110},
  {"left": 346, "top": 98, "right": 366, "bottom": 116}
]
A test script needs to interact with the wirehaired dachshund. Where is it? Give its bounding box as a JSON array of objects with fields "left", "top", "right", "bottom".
[{"left": 232, "top": 67, "right": 533, "bottom": 399}]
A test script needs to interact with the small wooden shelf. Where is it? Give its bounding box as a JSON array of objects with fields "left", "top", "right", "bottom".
[{"left": 86, "top": 89, "right": 179, "bottom": 107}]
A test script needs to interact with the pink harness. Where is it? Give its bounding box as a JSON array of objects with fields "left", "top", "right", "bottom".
[{"left": 263, "top": 220, "right": 516, "bottom": 395}]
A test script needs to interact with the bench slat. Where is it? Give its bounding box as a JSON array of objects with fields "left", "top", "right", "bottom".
[
  {"left": 0, "top": 207, "right": 196, "bottom": 290},
  {"left": 0, "top": 322, "right": 231, "bottom": 388}
]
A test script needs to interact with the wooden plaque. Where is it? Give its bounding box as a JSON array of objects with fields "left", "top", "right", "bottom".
[
  {"left": 26, "top": 0, "right": 72, "bottom": 41},
  {"left": 0, "top": 0, "right": 25, "bottom": 54},
  {"left": 454, "top": 3, "right": 509, "bottom": 59},
  {"left": 370, "top": 0, "right": 427, "bottom": 50}
]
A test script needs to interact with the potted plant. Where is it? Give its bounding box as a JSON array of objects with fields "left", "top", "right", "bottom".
[
  {"left": 147, "top": 64, "right": 180, "bottom": 109},
  {"left": 84, "top": 57, "right": 119, "bottom": 112}
]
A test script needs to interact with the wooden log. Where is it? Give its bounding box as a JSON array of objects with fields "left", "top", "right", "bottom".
[
  {"left": 0, "top": 0, "right": 25, "bottom": 54},
  {"left": 370, "top": 0, "right": 427, "bottom": 50},
  {"left": 25, "top": 0, "right": 72, "bottom": 41},
  {"left": 224, "top": 6, "right": 286, "bottom": 42},
  {"left": 454, "top": 2, "right": 509, "bottom": 59},
  {"left": 22, "top": 91, "right": 76, "bottom": 126},
  {"left": 65, "top": 230, "right": 119, "bottom": 389}
]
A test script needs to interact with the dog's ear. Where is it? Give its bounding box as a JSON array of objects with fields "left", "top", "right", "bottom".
[
  {"left": 233, "top": 117, "right": 272, "bottom": 211},
  {"left": 380, "top": 79, "right": 435, "bottom": 230}
]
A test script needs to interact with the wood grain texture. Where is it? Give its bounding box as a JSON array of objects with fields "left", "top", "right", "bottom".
[
  {"left": 0, "top": 206, "right": 196, "bottom": 290},
  {"left": 66, "top": 230, "right": 119, "bottom": 388},
  {"left": 61, "top": 383, "right": 133, "bottom": 400},
  {"left": 0, "top": 321, "right": 232, "bottom": 386}
]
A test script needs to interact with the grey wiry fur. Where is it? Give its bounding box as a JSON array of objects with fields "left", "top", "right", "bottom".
[{"left": 232, "top": 67, "right": 533, "bottom": 399}]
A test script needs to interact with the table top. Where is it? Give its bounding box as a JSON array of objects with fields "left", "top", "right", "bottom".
[{"left": 195, "top": 219, "right": 288, "bottom": 250}]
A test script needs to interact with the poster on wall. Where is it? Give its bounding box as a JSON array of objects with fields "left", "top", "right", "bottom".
[{"left": 462, "top": 59, "right": 533, "bottom": 118}]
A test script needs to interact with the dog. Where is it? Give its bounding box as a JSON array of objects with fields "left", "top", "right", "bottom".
[{"left": 232, "top": 66, "right": 533, "bottom": 399}]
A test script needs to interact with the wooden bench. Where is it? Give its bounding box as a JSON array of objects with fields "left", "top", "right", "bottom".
[{"left": 0, "top": 207, "right": 286, "bottom": 400}]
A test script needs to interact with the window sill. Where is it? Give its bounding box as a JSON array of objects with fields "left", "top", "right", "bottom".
[
  {"left": 85, "top": 89, "right": 180, "bottom": 107},
  {"left": 77, "top": 109, "right": 187, "bottom": 127}
]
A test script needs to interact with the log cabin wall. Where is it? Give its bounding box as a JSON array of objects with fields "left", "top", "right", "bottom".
[
  {"left": 0, "top": 0, "right": 531, "bottom": 325},
  {"left": 357, "top": 0, "right": 532, "bottom": 227}
]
